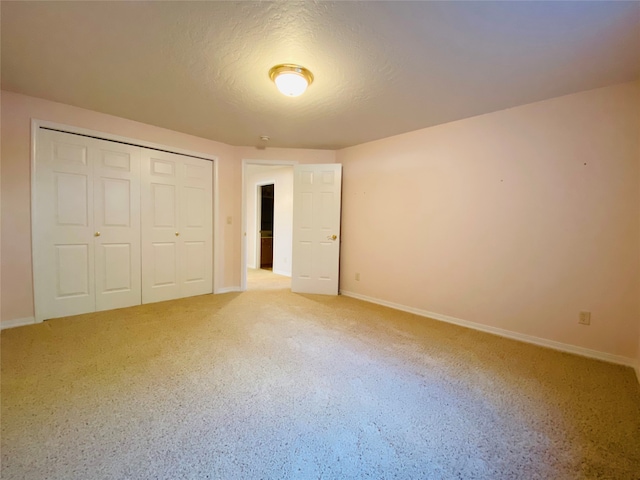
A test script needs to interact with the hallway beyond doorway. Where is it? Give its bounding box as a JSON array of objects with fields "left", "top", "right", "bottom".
[{"left": 246, "top": 268, "right": 290, "bottom": 291}]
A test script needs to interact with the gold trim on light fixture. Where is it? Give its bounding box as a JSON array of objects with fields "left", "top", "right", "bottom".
[{"left": 269, "top": 64, "right": 314, "bottom": 97}]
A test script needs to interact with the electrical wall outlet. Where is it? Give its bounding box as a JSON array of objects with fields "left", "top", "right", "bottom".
[
  {"left": 578, "top": 311, "right": 591, "bottom": 325},
  {"left": 355, "top": 273, "right": 360, "bottom": 281}
]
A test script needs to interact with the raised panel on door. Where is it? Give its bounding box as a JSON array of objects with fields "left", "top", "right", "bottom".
[
  {"left": 184, "top": 187, "right": 205, "bottom": 227},
  {"left": 152, "top": 183, "right": 177, "bottom": 227},
  {"left": 34, "top": 129, "right": 95, "bottom": 320},
  {"left": 101, "top": 178, "right": 130, "bottom": 226},
  {"left": 55, "top": 244, "right": 90, "bottom": 298},
  {"left": 93, "top": 140, "right": 142, "bottom": 311},
  {"left": 101, "top": 244, "right": 132, "bottom": 290},
  {"left": 184, "top": 242, "right": 205, "bottom": 282},
  {"left": 151, "top": 242, "right": 178, "bottom": 287},
  {"left": 55, "top": 173, "right": 89, "bottom": 225}
]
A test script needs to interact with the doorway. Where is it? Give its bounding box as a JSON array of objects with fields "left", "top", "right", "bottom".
[
  {"left": 241, "top": 162, "right": 342, "bottom": 294},
  {"left": 258, "top": 184, "right": 274, "bottom": 270},
  {"left": 241, "top": 161, "right": 296, "bottom": 291}
]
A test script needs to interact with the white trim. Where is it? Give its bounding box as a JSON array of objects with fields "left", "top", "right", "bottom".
[
  {"left": 1, "top": 317, "right": 37, "bottom": 330},
  {"left": 241, "top": 159, "right": 298, "bottom": 291},
  {"left": 32, "top": 119, "right": 219, "bottom": 162},
  {"left": 212, "top": 159, "right": 220, "bottom": 296},
  {"left": 340, "top": 290, "right": 637, "bottom": 368},
  {"left": 30, "top": 120, "right": 41, "bottom": 321},
  {"left": 30, "top": 119, "right": 220, "bottom": 316},
  {"left": 214, "top": 286, "right": 242, "bottom": 294}
]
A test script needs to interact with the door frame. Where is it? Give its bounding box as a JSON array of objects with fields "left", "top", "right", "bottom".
[
  {"left": 255, "top": 181, "right": 275, "bottom": 270},
  {"left": 241, "top": 159, "right": 297, "bottom": 291},
  {"left": 30, "top": 119, "right": 220, "bottom": 322}
]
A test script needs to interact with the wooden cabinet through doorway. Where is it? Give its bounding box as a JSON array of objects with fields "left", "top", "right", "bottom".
[{"left": 260, "top": 237, "right": 273, "bottom": 268}]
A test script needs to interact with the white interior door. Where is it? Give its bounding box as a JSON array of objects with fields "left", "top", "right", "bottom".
[
  {"left": 141, "top": 149, "right": 212, "bottom": 303},
  {"left": 93, "top": 139, "right": 141, "bottom": 311},
  {"left": 291, "top": 164, "right": 342, "bottom": 295},
  {"left": 34, "top": 129, "right": 143, "bottom": 320}
]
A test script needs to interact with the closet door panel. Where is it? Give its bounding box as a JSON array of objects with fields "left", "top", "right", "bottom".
[
  {"left": 34, "top": 130, "right": 95, "bottom": 320},
  {"left": 141, "top": 151, "right": 181, "bottom": 303},
  {"left": 180, "top": 157, "right": 212, "bottom": 297},
  {"left": 93, "top": 140, "right": 142, "bottom": 311},
  {"left": 102, "top": 244, "right": 132, "bottom": 290},
  {"left": 55, "top": 244, "right": 90, "bottom": 297},
  {"left": 151, "top": 242, "right": 178, "bottom": 284}
]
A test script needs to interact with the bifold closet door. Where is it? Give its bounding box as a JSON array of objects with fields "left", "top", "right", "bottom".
[
  {"left": 141, "top": 149, "right": 213, "bottom": 304},
  {"left": 93, "top": 137, "right": 142, "bottom": 312},
  {"left": 33, "top": 129, "right": 141, "bottom": 321}
]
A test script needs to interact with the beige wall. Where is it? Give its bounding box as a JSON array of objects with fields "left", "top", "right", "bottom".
[{"left": 337, "top": 82, "right": 640, "bottom": 360}]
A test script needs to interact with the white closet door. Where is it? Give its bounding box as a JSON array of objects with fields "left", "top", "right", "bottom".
[
  {"left": 34, "top": 129, "right": 143, "bottom": 320},
  {"left": 34, "top": 129, "right": 96, "bottom": 320},
  {"left": 141, "top": 149, "right": 212, "bottom": 303},
  {"left": 93, "top": 139, "right": 141, "bottom": 311}
]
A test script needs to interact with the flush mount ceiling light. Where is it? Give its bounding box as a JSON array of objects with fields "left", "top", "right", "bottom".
[{"left": 269, "top": 64, "right": 314, "bottom": 97}]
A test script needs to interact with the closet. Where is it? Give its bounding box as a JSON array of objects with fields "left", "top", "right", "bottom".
[{"left": 33, "top": 128, "right": 213, "bottom": 321}]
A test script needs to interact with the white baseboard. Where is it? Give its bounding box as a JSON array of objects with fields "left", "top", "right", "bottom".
[
  {"left": 214, "top": 286, "right": 242, "bottom": 294},
  {"left": 340, "top": 290, "right": 637, "bottom": 369},
  {"left": 1, "top": 316, "right": 37, "bottom": 330}
]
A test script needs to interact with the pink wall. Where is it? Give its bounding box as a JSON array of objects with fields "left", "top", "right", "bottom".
[{"left": 337, "top": 82, "right": 640, "bottom": 360}]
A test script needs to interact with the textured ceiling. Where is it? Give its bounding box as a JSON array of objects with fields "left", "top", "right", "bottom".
[{"left": 2, "top": 1, "right": 639, "bottom": 149}]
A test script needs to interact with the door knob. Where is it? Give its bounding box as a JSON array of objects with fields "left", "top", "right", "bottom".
[
  {"left": 327, "top": 234, "right": 337, "bottom": 240},
  {"left": 94, "top": 232, "right": 101, "bottom": 237},
  {"left": 175, "top": 232, "right": 180, "bottom": 236}
]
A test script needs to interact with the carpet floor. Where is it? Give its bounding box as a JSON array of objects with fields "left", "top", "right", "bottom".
[{"left": 2, "top": 269, "right": 639, "bottom": 479}]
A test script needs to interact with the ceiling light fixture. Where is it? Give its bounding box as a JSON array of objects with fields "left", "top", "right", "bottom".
[{"left": 269, "top": 64, "right": 314, "bottom": 97}]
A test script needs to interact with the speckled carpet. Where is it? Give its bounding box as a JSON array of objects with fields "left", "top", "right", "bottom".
[{"left": 2, "top": 269, "right": 639, "bottom": 479}]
